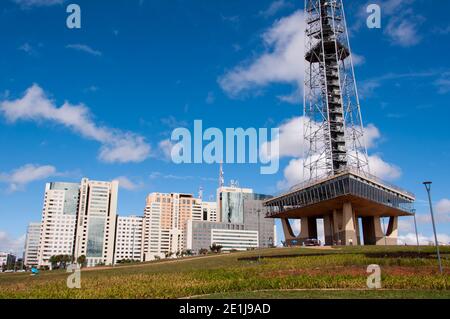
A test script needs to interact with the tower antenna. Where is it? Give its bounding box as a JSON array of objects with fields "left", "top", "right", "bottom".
[
  {"left": 303, "top": 0, "right": 369, "bottom": 181},
  {"left": 219, "top": 161, "right": 224, "bottom": 188}
]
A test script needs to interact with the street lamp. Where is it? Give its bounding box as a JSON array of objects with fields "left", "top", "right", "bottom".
[
  {"left": 257, "top": 209, "right": 261, "bottom": 262},
  {"left": 412, "top": 209, "right": 420, "bottom": 253},
  {"left": 423, "top": 182, "right": 443, "bottom": 274}
]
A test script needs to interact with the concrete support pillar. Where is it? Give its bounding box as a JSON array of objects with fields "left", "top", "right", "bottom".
[
  {"left": 333, "top": 209, "right": 342, "bottom": 245},
  {"left": 307, "top": 217, "right": 318, "bottom": 239},
  {"left": 299, "top": 217, "right": 309, "bottom": 240},
  {"left": 362, "top": 216, "right": 385, "bottom": 245},
  {"left": 281, "top": 218, "right": 296, "bottom": 241},
  {"left": 342, "top": 202, "right": 358, "bottom": 246},
  {"left": 323, "top": 214, "right": 334, "bottom": 246},
  {"left": 354, "top": 213, "right": 361, "bottom": 245},
  {"left": 385, "top": 216, "right": 398, "bottom": 245},
  {"left": 373, "top": 217, "right": 386, "bottom": 245}
]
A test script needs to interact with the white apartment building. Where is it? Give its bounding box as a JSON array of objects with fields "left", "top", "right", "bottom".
[
  {"left": 114, "top": 215, "right": 143, "bottom": 263},
  {"left": 211, "top": 229, "right": 259, "bottom": 251},
  {"left": 37, "top": 182, "right": 80, "bottom": 267},
  {"left": 24, "top": 222, "right": 41, "bottom": 267},
  {"left": 186, "top": 220, "right": 259, "bottom": 253},
  {"left": 74, "top": 179, "right": 118, "bottom": 267}
]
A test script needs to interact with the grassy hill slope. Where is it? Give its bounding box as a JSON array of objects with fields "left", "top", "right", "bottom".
[{"left": 1, "top": 246, "right": 449, "bottom": 299}]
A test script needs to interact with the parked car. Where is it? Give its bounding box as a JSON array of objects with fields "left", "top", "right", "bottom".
[{"left": 304, "top": 239, "right": 321, "bottom": 247}]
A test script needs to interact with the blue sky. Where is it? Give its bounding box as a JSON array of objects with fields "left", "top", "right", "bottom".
[{"left": 1, "top": 0, "right": 449, "bottom": 254}]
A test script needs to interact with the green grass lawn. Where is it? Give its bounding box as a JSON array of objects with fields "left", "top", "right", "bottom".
[{"left": 0, "top": 246, "right": 449, "bottom": 299}]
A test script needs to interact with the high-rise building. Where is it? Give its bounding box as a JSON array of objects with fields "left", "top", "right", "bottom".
[
  {"left": 74, "top": 179, "right": 118, "bottom": 267},
  {"left": 217, "top": 186, "right": 253, "bottom": 224},
  {"left": 142, "top": 193, "right": 216, "bottom": 261},
  {"left": 24, "top": 222, "right": 41, "bottom": 267},
  {"left": 114, "top": 215, "right": 143, "bottom": 263},
  {"left": 217, "top": 185, "right": 275, "bottom": 248},
  {"left": 37, "top": 182, "right": 80, "bottom": 267},
  {"left": 243, "top": 199, "right": 276, "bottom": 248}
]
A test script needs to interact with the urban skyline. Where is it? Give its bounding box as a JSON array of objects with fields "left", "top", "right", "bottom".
[
  {"left": 1, "top": 0, "right": 450, "bottom": 256},
  {"left": 13, "top": 175, "right": 275, "bottom": 268}
]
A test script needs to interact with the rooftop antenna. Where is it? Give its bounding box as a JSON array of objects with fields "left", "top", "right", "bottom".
[
  {"left": 219, "top": 161, "right": 224, "bottom": 188},
  {"left": 198, "top": 186, "right": 203, "bottom": 200}
]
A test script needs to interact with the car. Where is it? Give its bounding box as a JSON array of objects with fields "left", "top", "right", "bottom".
[{"left": 304, "top": 239, "right": 321, "bottom": 247}]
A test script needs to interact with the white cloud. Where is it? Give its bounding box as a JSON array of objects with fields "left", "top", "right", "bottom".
[
  {"left": 0, "top": 231, "right": 26, "bottom": 255},
  {"left": 260, "top": 116, "right": 307, "bottom": 161},
  {"left": 261, "top": 117, "right": 382, "bottom": 162},
  {"left": 158, "top": 139, "right": 176, "bottom": 161},
  {"left": 385, "top": 11, "right": 424, "bottom": 47},
  {"left": 219, "top": 9, "right": 366, "bottom": 101},
  {"left": 368, "top": 154, "right": 401, "bottom": 181},
  {"left": 205, "top": 92, "right": 215, "bottom": 104},
  {"left": 219, "top": 10, "right": 305, "bottom": 97},
  {"left": 18, "top": 43, "right": 36, "bottom": 56},
  {"left": 436, "top": 199, "right": 450, "bottom": 214},
  {"left": 273, "top": 123, "right": 400, "bottom": 190},
  {"left": 431, "top": 199, "right": 450, "bottom": 223},
  {"left": 0, "top": 84, "right": 151, "bottom": 164},
  {"left": 259, "top": 0, "right": 293, "bottom": 18},
  {"left": 66, "top": 44, "right": 102, "bottom": 57},
  {"left": 351, "top": 53, "right": 366, "bottom": 66},
  {"left": 379, "top": 0, "right": 424, "bottom": 47},
  {"left": 12, "top": 0, "right": 64, "bottom": 8},
  {"left": 114, "top": 176, "right": 143, "bottom": 191},
  {"left": 363, "top": 124, "right": 381, "bottom": 149},
  {"left": 0, "top": 164, "right": 57, "bottom": 192},
  {"left": 398, "top": 233, "right": 450, "bottom": 246},
  {"left": 435, "top": 75, "right": 450, "bottom": 94}
]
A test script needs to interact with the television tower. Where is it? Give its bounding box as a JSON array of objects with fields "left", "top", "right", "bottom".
[
  {"left": 303, "top": 0, "right": 369, "bottom": 180},
  {"left": 264, "top": 0, "right": 415, "bottom": 247}
]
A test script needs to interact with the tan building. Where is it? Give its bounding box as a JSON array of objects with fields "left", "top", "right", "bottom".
[
  {"left": 74, "top": 179, "right": 118, "bottom": 267},
  {"left": 142, "top": 193, "right": 216, "bottom": 261}
]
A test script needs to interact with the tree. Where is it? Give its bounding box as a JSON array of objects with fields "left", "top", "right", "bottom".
[
  {"left": 209, "top": 243, "right": 223, "bottom": 254},
  {"left": 61, "top": 255, "right": 72, "bottom": 269},
  {"left": 77, "top": 255, "right": 87, "bottom": 267},
  {"left": 49, "top": 255, "right": 60, "bottom": 269},
  {"left": 165, "top": 251, "right": 174, "bottom": 258},
  {"left": 199, "top": 248, "right": 208, "bottom": 255}
]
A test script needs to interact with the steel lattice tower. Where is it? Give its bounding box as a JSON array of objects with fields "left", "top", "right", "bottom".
[
  {"left": 264, "top": 0, "right": 415, "bottom": 248},
  {"left": 303, "top": 0, "right": 369, "bottom": 181}
]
